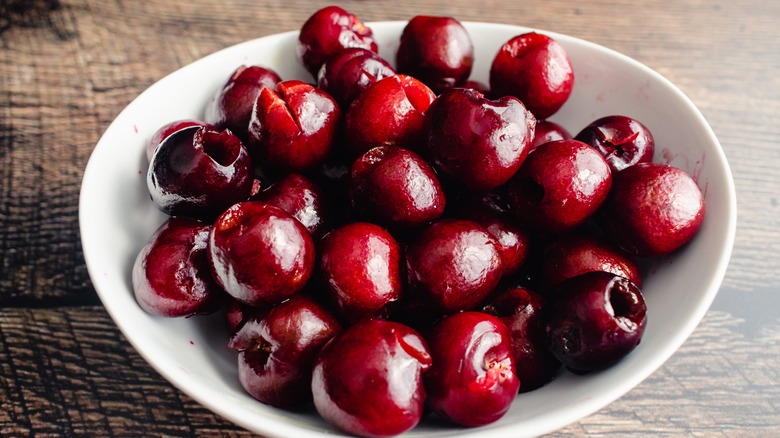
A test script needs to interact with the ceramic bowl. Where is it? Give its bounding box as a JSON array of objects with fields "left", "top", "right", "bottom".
[{"left": 79, "top": 21, "right": 736, "bottom": 437}]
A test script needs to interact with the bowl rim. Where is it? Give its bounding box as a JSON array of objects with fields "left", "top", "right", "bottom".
[{"left": 79, "top": 20, "right": 737, "bottom": 437}]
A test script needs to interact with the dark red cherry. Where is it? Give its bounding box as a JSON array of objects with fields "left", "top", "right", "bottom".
[
  {"left": 575, "top": 115, "right": 655, "bottom": 172},
  {"left": 396, "top": 16, "right": 474, "bottom": 94},
  {"left": 350, "top": 146, "right": 446, "bottom": 230},
  {"left": 317, "top": 48, "right": 396, "bottom": 109},
  {"left": 209, "top": 202, "right": 315, "bottom": 307},
  {"left": 146, "top": 119, "right": 213, "bottom": 162},
  {"left": 223, "top": 297, "right": 265, "bottom": 334},
  {"left": 132, "top": 217, "right": 224, "bottom": 317},
  {"left": 545, "top": 272, "right": 647, "bottom": 373},
  {"left": 531, "top": 120, "right": 572, "bottom": 150},
  {"left": 147, "top": 125, "right": 253, "bottom": 221},
  {"left": 253, "top": 173, "right": 328, "bottom": 239},
  {"left": 204, "top": 65, "right": 281, "bottom": 142},
  {"left": 482, "top": 288, "right": 561, "bottom": 392},
  {"left": 297, "top": 6, "right": 377, "bottom": 77},
  {"left": 345, "top": 74, "right": 436, "bottom": 156},
  {"left": 317, "top": 222, "right": 402, "bottom": 323},
  {"left": 405, "top": 219, "right": 503, "bottom": 314},
  {"left": 228, "top": 295, "right": 341, "bottom": 409},
  {"left": 422, "top": 88, "right": 536, "bottom": 191},
  {"left": 312, "top": 319, "right": 431, "bottom": 437},
  {"left": 507, "top": 139, "right": 612, "bottom": 234},
  {"left": 600, "top": 162, "right": 705, "bottom": 257},
  {"left": 247, "top": 80, "right": 341, "bottom": 174},
  {"left": 425, "top": 311, "right": 519, "bottom": 426},
  {"left": 490, "top": 32, "right": 574, "bottom": 119}
]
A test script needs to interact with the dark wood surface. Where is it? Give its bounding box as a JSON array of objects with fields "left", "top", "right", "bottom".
[{"left": 1, "top": 0, "right": 779, "bottom": 436}]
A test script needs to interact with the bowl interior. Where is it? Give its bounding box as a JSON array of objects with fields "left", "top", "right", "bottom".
[{"left": 79, "top": 21, "right": 736, "bottom": 438}]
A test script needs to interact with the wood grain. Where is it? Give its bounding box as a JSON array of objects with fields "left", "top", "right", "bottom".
[{"left": 1, "top": 0, "right": 779, "bottom": 435}]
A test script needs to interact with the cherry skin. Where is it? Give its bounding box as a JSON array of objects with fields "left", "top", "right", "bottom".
[
  {"left": 545, "top": 272, "right": 647, "bottom": 373},
  {"left": 422, "top": 88, "right": 536, "bottom": 192},
  {"left": 312, "top": 319, "right": 432, "bottom": 437},
  {"left": 317, "top": 222, "right": 402, "bottom": 323},
  {"left": 297, "top": 6, "right": 377, "bottom": 77},
  {"left": 405, "top": 219, "right": 503, "bottom": 314},
  {"left": 482, "top": 288, "right": 561, "bottom": 392},
  {"left": 424, "top": 311, "right": 520, "bottom": 426},
  {"left": 575, "top": 115, "right": 655, "bottom": 172},
  {"left": 247, "top": 80, "right": 341, "bottom": 174},
  {"left": 541, "top": 233, "right": 642, "bottom": 289},
  {"left": 599, "top": 162, "right": 705, "bottom": 257},
  {"left": 204, "top": 65, "right": 281, "bottom": 142},
  {"left": 146, "top": 119, "right": 213, "bottom": 162},
  {"left": 223, "top": 297, "right": 265, "bottom": 334},
  {"left": 228, "top": 295, "right": 341, "bottom": 409},
  {"left": 147, "top": 125, "right": 253, "bottom": 222},
  {"left": 350, "top": 146, "right": 446, "bottom": 230},
  {"left": 132, "top": 217, "right": 224, "bottom": 317},
  {"left": 396, "top": 15, "right": 474, "bottom": 94},
  {"left": 345, "top": 74, "right": 436, "bottom": 156},
  {"left": 253, "top": 173, "right": 329, "bottom": 240},
  {"left": 317, "top": 48, "right": 396, "bottom": 109},
  {"left": 490, "top": 32, "right": 574, "bottom": 119},
  {"left": 507, "top": 139, "right": 612, "bottom": 234},
  {"left": 531, "top": 120, "right": 572, "bottom": 150},
  {"left": 208, "top": 202, "right": 315, "bottom": 307}
]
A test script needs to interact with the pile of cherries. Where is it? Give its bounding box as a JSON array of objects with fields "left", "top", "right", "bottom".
[{"left": 132, "top": 6, "right": 706, "bottom": 437}]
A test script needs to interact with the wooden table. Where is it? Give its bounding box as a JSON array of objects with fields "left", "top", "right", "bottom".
[{"left": 2, "top": 0, "right": 778, "bottom": 435}]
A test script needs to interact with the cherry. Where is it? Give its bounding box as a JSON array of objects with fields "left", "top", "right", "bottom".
[
  {"left": 507, "top": 139, "right": 612, "bottom": 234},
  {"left": 574, "top": 115, "right": 655, "bottom": 172},
  {"left": 545, "top": 272, "right": 647, "bottom": 373},
  {"left": 541, "top": 233, "right": 642, "bottom": 289},
  {"left": 490, "top": 32, "right": 574, "bottom": 119},
  {"left": 204, "top": 65, "right": 281, "bottom": 142},
  {"left": 599, "top": 162, "right": 705, "bottom": 257},
  {"left": 146, "top": 119, "right": 213, "bottom": 162},
  {"left": 422, "top": 88, "right": 536, "bottom": 191},
  {"left": 209, "top": 202, "right": 315, "bottom": 307},
  {"left": 147, "top": 125, "right": 254, "bottom": 222},
  {"left": 396, "top": 16, "right": 474, "bottom": 94},
  {"left": 345, "top": 74, "right": 436, "bottom": 156},
  {"left": 317, "top": 48, "right": 396, "bottom": 109},
  {"left": 253, "top": 173, "right": 329, "bottom": 239},
  {"left": 531, "top": 120, "right": 572, "bottom": 150},
  {"left": 350, "top": 146, "right": 446, "bottom": 230},
  {"left": 228, "top": 295, "right": 341, "bottom": 409},
  {"left": 312, "top": 319, "right": 431, "bottom": 437},
  {"left": 317, "top": 222, "right": 402, "bottom": 323},
  {"left": 482, "top": 287, "right": 561, "bottom": 392},
  {"left": 405, "top": 219, "right": 503, "bottom": 314},
  {"left": 297, "top": 6, "right": 377, "bottom": 77},
  {"left": 247, "top": 80, "right": 341, "bottom": 174},
  {"left": 132, "top": 217, "right": 224, "bottom": 317},
  {"left": 424, "top": 311, "right": 519, "bottom": 426},
  {"left": 223, "top": 297, "right": 264, "bottom": 334}
]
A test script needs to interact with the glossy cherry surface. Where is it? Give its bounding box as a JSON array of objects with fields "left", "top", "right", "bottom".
[
  {"left": 424, "top": 311, "right": 519, "bottom": 426},
  {"left": 405, "top": 219, "right": 503, "bottom": 313},
  {"left": 247, "top": 80, "right": 341, "bottom": 174},
  {"left": 507, "top": 139, "right": 612, "bottom": 234},
  {"left": 490, "top": 32, "right": 574, "bottom": 119},
  {"left": 146, "top": 119, "right": 212, "bottom": 162},
  {"left": 209, "top": 202, "right": 315, "bottom": 307},
  {"left": 600, "top": 162, "right": 705, "bottom": 257},
  {"left": 574, "top": 115, "right": 655, "bottom": 172},
  {"left": 396, "top": 16, "right": 473, "bottom": 93},
  {"left": 228, "top": 295, "right": 341, "bottom": 409},
  {"left": 546, "top": 272, "right": 647, "bottom": 373},
  {"left": 541, "top": 233, "right": 642, "bottom": 288},
  {"left": 531, "top": 120, "right": 572, "bottom": 150},
  {"left": 350, "top": 146, "right": 446, "bottom": 230},
  {"left": 312, "top": 319, "right": 431, "bottom": 437},
  {"left": 132, "top": 217, "right": 224, "bottom": 317},
  {"left": 317, "top": 48, "right": 396, "bottom": 109},
  {"left": 317, "top": 222, "right": 402, "bottom": 323},
  {"left": 253, "top": 173, "right": 328, "bottom": 239},
  {"left": 297, "top": 6, "right": 377, "bottom": 77},
  {"left": 147, "top": 125, "right": 253, "bottom": 221},
  {"left": 422, "top": 88, "right": 536, "bottom": 191}
]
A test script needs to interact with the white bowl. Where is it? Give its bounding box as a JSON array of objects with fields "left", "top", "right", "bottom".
[{"left": 79, "top": 21, "right": 736, "bottom": 437}]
